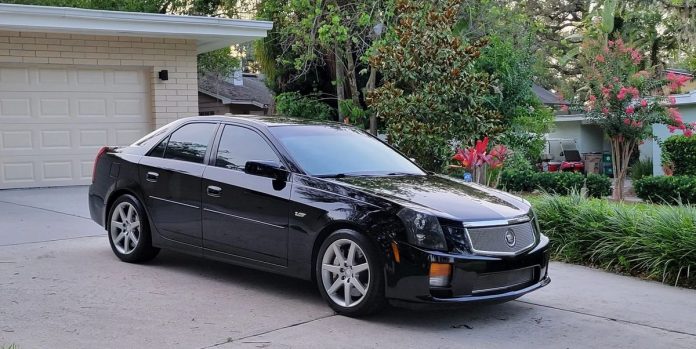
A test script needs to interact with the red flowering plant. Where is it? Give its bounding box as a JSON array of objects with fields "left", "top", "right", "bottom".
[
  {"left": 582, "top": 37, "right": 694, "bottom": 200},
  {"left": 451, "top": 137, "right": 508, "bottom": 186}
]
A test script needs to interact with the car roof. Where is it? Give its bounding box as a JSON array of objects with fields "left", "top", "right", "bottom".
[{"left": 179, "top": 114, "right": 347, "bottom": 128}]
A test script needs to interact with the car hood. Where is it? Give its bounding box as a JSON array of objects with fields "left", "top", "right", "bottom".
[{"left": 333, "top": 174, "right": 530, "bottom": 222}]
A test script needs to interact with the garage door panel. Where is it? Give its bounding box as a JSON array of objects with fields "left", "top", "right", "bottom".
[
  {"left": 0, "top": 66, "right": 151, "bottom": 189},
  {"left": 0, "top": 123, "right": 150, "bottom": 156}
]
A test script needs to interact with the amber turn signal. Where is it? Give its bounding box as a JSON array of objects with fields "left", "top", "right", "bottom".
[{"left": 429, "top": 263, "right": 452, "bottom": 287}]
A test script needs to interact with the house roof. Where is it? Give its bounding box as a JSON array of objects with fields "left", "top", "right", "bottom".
[
  {"left": 533, "top": 84, "right": 569, "bottom": 105},
  {"left": 199, "top": 73, "right": 273, "bottom": 108},
  {"left": 0, "top": 4, "right": 272, "bottom": 53},
  {"left": 672, "top": 90, "right": 696, "bottom": 106}
]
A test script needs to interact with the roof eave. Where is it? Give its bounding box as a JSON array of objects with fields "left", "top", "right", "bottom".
[{"left": 0, "top": 4, "right": 273, "bottom": 53}]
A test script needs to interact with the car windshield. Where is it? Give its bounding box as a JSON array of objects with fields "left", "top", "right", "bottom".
[{"left": 269, "top": 125, "right": 426, "bottom": 177}]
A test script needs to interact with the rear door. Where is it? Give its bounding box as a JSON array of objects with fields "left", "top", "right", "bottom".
[
  {"left": 202, "top": 124, "right": 291, "bottom": 266},
  {"left": 139, "top": 122, "right": 218, "bottom": 246}
]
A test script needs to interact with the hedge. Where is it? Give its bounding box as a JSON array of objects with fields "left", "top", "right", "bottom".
[
  {"left": 634, "top": 175, "right": 696, "bottom": 204},
  {"left": 663, "top": 135, "right": 696, "bottom": 176},
  {"left": 499, "top": 170, "right": 611, "bottom": 198},
  {"left": 530, "top": 193, "right": 696, "bottom": 288}
]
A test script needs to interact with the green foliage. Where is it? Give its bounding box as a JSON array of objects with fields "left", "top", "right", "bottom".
[
  {"left": 339, "top": 100, "right": 368, "bottom": 128},
  {"left": 634, "top": 176, "right": 696, "bottom": 205},
  {"left": 274, "top": 92, "right": 334, "bottom": 120},
  {"left": 530, "top": 193, "right": 696, "bottom": 287},
  {"left": 197, "top": 47, "right": 239, "bottom": 78},
  {"left": 475, "top": 36, "right": 555, "bottom": 161},
  {"left": 629, "top": 158, "right": 654, "bottom": 181},
  {"left": 499, "top": 170, "right": 611, "bottom": 198},
  {"left": 368, "top": 0, "right": 502, "bottom": 172},
  {"left": 585, "top": 173, "right": 613, "bottom": 198},
  {"left": 663, "top": 135, "right": 696, "bottom": 176}
]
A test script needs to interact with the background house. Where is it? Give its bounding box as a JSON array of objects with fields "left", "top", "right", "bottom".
[
  {"left": 198, "top": 72, "right": 273, "bottom": 116},
  {"left": 0, "top": 4, "right": 271, "bottom": 189},
  {"left": 541, "top": 72, "right": 696, "bottom": 176}
]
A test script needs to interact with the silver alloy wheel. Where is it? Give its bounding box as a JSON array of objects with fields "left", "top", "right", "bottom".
[
  {"left": 321, "top": 238, "right": 370, "bottom": 308},
  {"left": 110, "top": 202, "right": 141, "bottom": 255}
]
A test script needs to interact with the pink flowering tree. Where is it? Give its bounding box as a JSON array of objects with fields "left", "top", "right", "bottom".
[{"left": 582, "top": 38, "right": 694, "bottom": 200}]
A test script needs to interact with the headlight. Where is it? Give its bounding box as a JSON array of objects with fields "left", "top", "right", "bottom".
[{"left": 397, "top": 207, "right": 447, "bottom": 251}]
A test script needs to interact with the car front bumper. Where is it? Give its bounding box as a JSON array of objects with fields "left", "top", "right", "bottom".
[{"left": 384, "top": 235, "right": 551, "bottom": 308}]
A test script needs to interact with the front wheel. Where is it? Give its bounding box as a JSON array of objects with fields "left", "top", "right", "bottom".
[
  {"left": 315, "top": 229, "right": 386, "bottom": 317},
  {"left": 107, "top": 194, "right": 159, "bottom": 263}
]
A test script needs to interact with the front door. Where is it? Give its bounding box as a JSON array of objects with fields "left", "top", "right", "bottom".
[
  {"left": 202, "top": 124, "right": 291, "bottom": 266},
  {"left": 139, "top": 122, "right": 218, "bottom": 246}
]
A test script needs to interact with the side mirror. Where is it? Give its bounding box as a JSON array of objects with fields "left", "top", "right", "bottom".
[{"left": 244, "top": 160, "right": 288, "bottom": 181}]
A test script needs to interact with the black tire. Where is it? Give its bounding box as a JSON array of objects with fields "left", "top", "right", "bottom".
[
  {"left": 107, "top": 194, "right": 160, "bottom": 263},
  {"left": 315, "top": 229, "right": 386, "bottom": 317}
]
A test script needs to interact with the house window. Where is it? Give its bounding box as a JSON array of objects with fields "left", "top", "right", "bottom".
[{"left": 199, "top": 111, "right": 215, "bottom": 116}]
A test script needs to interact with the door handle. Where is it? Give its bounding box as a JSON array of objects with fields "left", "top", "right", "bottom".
[
  {"left": 207, "top": 185, "right": 222, "bottom": 197},
  {"left": 146, "top": 171, "right": 159, "bottom": 182}
]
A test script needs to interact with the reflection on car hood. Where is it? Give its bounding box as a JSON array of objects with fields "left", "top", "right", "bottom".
[{"left": 333, "top": 174, "right": 530, "bottom": 222}]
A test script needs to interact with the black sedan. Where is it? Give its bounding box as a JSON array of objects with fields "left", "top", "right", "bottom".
[{"left": 89, "top": 115, "right": 550, "bottom": 316}]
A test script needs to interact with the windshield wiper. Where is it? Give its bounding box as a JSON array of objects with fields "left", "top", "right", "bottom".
[
  {"left": 386, "top": 172, "right": 422, "bottom": 176},
  {"left": 316, "top": 173, "right": 348, "bottom": 178}
]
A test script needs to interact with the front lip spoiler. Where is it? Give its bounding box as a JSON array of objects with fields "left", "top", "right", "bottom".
[{"left": 388, "top": 276, "right": 551, "bottom": 310}]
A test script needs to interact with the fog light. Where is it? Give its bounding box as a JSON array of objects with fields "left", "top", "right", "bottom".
[{"left": 429, "top": 263, "right": 452, "bottom": 287}]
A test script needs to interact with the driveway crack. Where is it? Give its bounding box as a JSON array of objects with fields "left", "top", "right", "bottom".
[
  {"left": 516, "top": 300, "right": 696, "bottom": 337},
  {"left": 200, "top": 313, "right": 337, "bottom": 348},
  {"left": 0, "top": 199, "right": 92, "bottom": 220}
]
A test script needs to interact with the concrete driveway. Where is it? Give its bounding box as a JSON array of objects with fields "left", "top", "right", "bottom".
[{"left": 1, "top": 187, "right": 695, "bottom": 349}]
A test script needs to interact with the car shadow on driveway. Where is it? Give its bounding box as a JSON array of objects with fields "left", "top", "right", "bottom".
[
  {"left": 139, "top": 248, "right": 536, "bottom": 325},
  {"left": 142, "top": 249, "right": 323, "bottom": 304}
]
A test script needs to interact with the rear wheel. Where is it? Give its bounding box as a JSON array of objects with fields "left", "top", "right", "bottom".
[
  {"left": 316, "top": 229, "right": 385, "bottom": 316},
  {"left": 108, "top": 194, "right": 159, "bottom": 263}
]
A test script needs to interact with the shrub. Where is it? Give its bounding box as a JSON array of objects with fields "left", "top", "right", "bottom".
[
  {"left": 275, "top": 92, "right": 334, "bottom": 120},
  {"left": 499, "top": 170, "right": 611, "bottom": 198},
  {"left": 634, "top": 175, "right": 696, "bottom": 204},
  {"left": 663, "top": 135, "right": 696, "bottom": 176},
  {"left": 585, "top": 173, "right": 612, "bottom": 198},
  {"left": 530, "top": 193, "right": 696, "bottom": 287},
  {"left": 629, "top": 158, "right": 653, "bottom": 181}
]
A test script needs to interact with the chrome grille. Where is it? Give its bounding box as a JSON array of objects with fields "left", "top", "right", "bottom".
[{"left": 465, "top": 221, "right": 536, "bottom": 256}]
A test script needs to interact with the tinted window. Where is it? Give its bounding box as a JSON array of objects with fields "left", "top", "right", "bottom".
[
  {"left": 215, "top": 125, "right": 279, "bottom": 170},
  {"left": 269, "top": 125, "right": 425, "bottom": 177},
  {"left": 149, "top": 136, "right": 169, "bottom": 158},
  {"left": 162, "top": 123, "right": 217, "bottom": 164}
]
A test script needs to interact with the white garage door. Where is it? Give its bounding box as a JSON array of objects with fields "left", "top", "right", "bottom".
[{"left": 0, "top": 66, "right": 152, "bottom": 189}]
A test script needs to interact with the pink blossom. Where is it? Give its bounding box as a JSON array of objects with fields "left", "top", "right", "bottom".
[
  {"left": 596, "top": 54, "right": 605, "bottom": 63},
  {"left": 623, "top": 118, "right": 631, "bottom": 125},
  {"left": 601, "top": 86, "right": 611, "bottom": 97},
  {"left": 602, "top": 107, "right": 609, "bottom": 114},
  {"left": 668, "top": 96, "right": 677, "bottom": 105},
  {"left": 640, "top": 99, "right": 648, "bottom": 107},
  {"left": 617, "top": 87, "right": 628, "bottom": 100},
  {"left": 627, "top": 87, "right": 640, "bottom": 99},
  {"left": 666, "top": 72, "right": 691, "bottom": 92},
  {"left": 630, "top": 49, "right": 642, "bottom": 64},
  {"left": 589, "top": 95, "right": 597, "bottom": 102},
  {"left": 668, "top": 108, "right": 683, "bottom": 124},
  {"left": 632, "top": 120, "right": 643, "bottom": 128},
  {"left": 625, "top": 106, "right": 635, "bottom": 115},
  {"left": 685, "top": 129, "right": 694, "bottom": 137},
  {"left": 668, "top": 125, "right": 677, "bottom": 133},
  {"left": 560, "top": 105, "right": 569, "bottom": 112},
  {"left": 608, "top": 40, "right": 614, "bottom": 47}
]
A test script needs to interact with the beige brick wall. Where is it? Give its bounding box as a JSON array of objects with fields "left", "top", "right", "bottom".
[{"left": 0, "top": 30, "right": 198, "bottom": 128}]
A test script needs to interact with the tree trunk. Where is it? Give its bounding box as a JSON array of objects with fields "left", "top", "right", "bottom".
[
  {"left": 335, "top": 45, "right": 346, "bottom": 123},
  {"left": 344, "top": 39, "right": 360, "bottom": 107},
  {"left": 610, "top": 136, "right": 636, "bottom": 201},
  {"left": 366, "top": 66, "right": 378, "bottom": 135}
]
